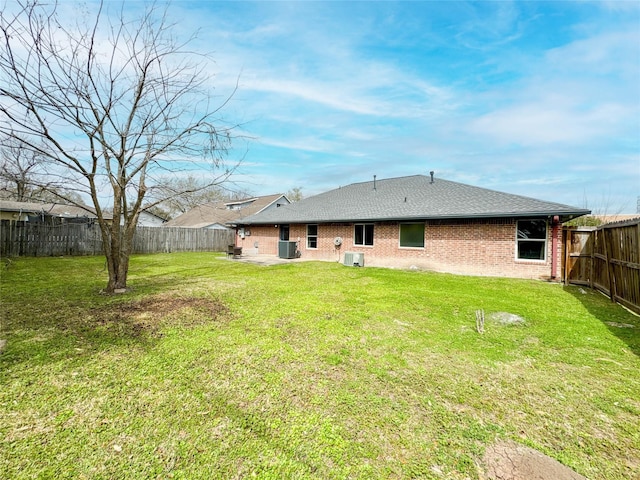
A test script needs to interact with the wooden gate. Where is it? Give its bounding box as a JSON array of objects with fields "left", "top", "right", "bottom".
[
  {"left": 563, "top": 227, "right": 595, "bottom": 286},
  {"left": 564, "top": 219, "right": 640, "bottom": 315}
]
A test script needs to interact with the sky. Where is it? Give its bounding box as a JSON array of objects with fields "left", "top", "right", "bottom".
[
  {"left": 181, "top": 0, "right": 639, "bottom": 214},
  {"left": 13, "top": 0, "right": 640, "bottom": 213}
]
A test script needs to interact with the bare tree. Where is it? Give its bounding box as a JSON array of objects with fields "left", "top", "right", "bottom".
[
  {"left": 0, "top": 135, "right": 85, "bottom": 203},
  {"left": 146, "top": 174, "right": 255, "bottom": 218},
  {"left": 286, "top": 187, "right": 304, "bottom": 202},
  {"left": 151, "top": 174, "right": 231, "bottom": 218},
  {"left": 567, "top": 189, "right": 631, "bottom": 227},
  {"left": 0, "top": 1, "right": 240, "bottom": 292},
  {"left": 0, "top": 137, "right": 45, "bottom": 201}
]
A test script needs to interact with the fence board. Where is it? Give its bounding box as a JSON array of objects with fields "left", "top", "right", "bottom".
[
  {"left": 0, "top": 221, "right": 234, "bottom": 257},
  {"left": 564, "top": 219, "right": 640, "bottom": 315}
]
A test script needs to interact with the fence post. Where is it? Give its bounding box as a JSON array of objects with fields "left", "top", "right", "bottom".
[
  {"left": 602, "top": 227, "right": 616, "bottom": 304},
  {"left": 563, "top": 228, "right": 570, "bottom": 284},
  {"left": 589, "top": 230, "right": 594, "bottom": 289}
]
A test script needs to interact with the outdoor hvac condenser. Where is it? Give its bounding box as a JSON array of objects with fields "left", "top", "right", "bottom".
[
  {"left": 343, "top": 252, "right": 364, "bottom": 267},
  {"left": 278, "top": 241, "right": 297, "bottom": 259}
]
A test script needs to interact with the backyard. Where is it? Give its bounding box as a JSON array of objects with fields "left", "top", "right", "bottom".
[{"left": 1, "top": 253, "right": 638, "bottom": 479}]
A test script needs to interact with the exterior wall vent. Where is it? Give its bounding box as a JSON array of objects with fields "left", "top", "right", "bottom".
[{"left": 343, "top": 252, "right": 364, "bottom": 267}]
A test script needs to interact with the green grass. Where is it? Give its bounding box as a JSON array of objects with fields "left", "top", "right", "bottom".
[{"left": 1, "top": 253, "right": 639, "bottom": 479}]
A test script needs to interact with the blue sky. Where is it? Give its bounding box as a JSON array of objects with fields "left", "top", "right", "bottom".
[{"left": 90, "top": 1, "right": 640, "bottom": 213}]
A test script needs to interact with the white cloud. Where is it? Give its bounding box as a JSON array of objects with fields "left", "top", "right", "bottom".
[
  {"left": 256, "top": 135, "right": 338, "bottom": 154},
  {"left": 465, "top": 24, "right": 639, "bottom": 147},
  {"left": 470, "top": 100, "right": 632, "bottom": 146},
  {"left": 544, "top": 29, "right": 640, "bottom": 80}
]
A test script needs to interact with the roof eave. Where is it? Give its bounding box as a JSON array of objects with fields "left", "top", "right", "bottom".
[{"left": 235, "top": 209, "right": 592, "bottom": 225}]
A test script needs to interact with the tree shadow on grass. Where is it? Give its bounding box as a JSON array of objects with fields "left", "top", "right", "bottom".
[
  {"left": 0, "top": 293, "right": 232, "bottom": 369},
  {"left": 563, "top": 284, "right": 640, "bottom": 357}
]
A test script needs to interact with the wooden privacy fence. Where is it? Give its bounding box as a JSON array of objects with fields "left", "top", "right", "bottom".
[
  {"left": 564, "top": 218, "right": 640, "bottom": 315},
  {"left": 0, "top": 221, "right": 234, "bottom": 257}
]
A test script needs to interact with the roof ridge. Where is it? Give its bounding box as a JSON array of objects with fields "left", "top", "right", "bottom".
[{"left": 345, "top": 173, "right": 428, "bottom": 187}]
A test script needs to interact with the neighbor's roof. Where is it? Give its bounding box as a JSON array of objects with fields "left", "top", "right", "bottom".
[
  {"left": 592, "top": 214, "right": 640, "bottom": 225},
  {"left": 0, "top": 200, "right": 98, "bottom": 218},
  {"left": 236, "top": 175, "right": 590, "bottom": 225},
  {"left": 164, "top": 193, "right": 288, "bottom": 228}
]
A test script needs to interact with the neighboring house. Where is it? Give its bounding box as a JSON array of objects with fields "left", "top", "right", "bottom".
[
  {"left": 0, "top": 200, "right": 98, "bottom": 224},
  {"left": 0, "top": 200, "right": 165, "bottom": 227},
  {"left": 233, "top": 174, "right": 591, "bottom": 280},
  {"left": 137, "top": 211, "right": 167, "bottom": 227},
  {"left": 117, "top": 210, "right": 167, "bottom": 227},
  {"left": 592, "top": 214, "right": 640, "bottom": 225},
  {"left": 165, "top": 194, "right": 290, "bottom": 230}
]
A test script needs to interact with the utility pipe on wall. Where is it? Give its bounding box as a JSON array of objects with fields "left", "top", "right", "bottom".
[{"left": 551, "top": 215, "right": 560, "bottom": 279}]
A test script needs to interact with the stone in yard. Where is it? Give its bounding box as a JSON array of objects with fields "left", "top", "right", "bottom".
[
  {"left": 483, "top": 440, "right": 587, "bottom": 480},
  {"left": 489, "top": 312, "right": 526, "bottom": 325},
  {"left": 605, "top": 321, "right": 635, "bottom": 329}
]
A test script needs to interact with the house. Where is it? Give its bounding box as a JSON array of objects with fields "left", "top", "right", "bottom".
[
  {"left": 117, "top": 210, "right": 167, "bottom": 227},
  {"left": 233, "top": 174, "right": 591, "bottom": 280},
  {"left": 164, "top": 193, "right": 290, "bottom": 230},
  {"left": 592, "top": 214, "right": 640, "bottom": 225},
  {"left": 0, "top": 200, "right": 98, "bottom": 224},
  {"left": 137, "top": 211, "right": 167, "bottom": 227},
  {"left": 0, "top": 200, "right": 171, "bottom": 227}
]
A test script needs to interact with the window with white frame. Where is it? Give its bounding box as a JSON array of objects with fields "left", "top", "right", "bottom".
[
  {"left": 516, "top": 219, "right": 547, "bottom": 260},
  {"left": 354, "top": 223, "right": 374, "bottom": 246},
  {"left": 307, "top": 224, "right": 318, "bottom": 249},
  {"left": 399, "top": 223, "right": 425, "bottom": 248}
]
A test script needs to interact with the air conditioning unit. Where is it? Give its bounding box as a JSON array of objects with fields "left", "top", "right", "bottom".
[
  {"left": 278, "top": 241, "right": 297, "bottom": 259},
  {"left": 343, "top": 252, "right": 364, "bottom": 267}
]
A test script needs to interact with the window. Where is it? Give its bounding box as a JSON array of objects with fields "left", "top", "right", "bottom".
[
  {"left": 399, "top": 223, "right": 425, "bottom": 248},
  {"left": 354, "top": 224, "right": 374, "bottom": 246},
  {"left": 307, "top": 224, "right": 318, "bottom": 249},
  {"left": 516, "top": 220, "right": 547, "bottom": 260}
]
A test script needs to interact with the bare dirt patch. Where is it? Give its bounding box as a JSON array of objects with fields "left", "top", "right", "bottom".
[
  {"left": 481, "top": 440, "right": 587, "bottom": 480},
  {"left": 91, "top": 294, "right": 231, "bottom": 337}
]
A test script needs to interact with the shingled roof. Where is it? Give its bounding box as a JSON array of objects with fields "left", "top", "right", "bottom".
[
  {"left": 0, "top": 200, "right": 98, "bottom": 218},
  {"left": 236, "top": 175, "right": 590, "bottom": 225},
  {"left": 165, "top": 193, "right": 288, "bottom": 228}
]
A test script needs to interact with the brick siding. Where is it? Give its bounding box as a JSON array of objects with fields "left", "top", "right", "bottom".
[{"left": 236, "top": 218, "right": 562, "bottom": 280}]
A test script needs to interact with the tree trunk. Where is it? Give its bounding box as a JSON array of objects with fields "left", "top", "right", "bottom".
[
  {"left": 104, "top": 205, "right": 139, "bottom": 293},
  {"left": 104, "top": 235, "right": 132, "bottom": 293},
  {"left": 106, "top": 256, "right": 130, "bottom": 292}
]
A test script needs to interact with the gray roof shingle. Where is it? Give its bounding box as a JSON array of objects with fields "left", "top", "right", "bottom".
[{"left": 236, "top": 175, "right": 590, "bottom": 225}]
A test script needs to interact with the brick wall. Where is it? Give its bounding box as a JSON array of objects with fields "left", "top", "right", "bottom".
[
  {"left": 236, "top": 218, "right": 562, "bottom": 280},
  {"left": 236, "top": 225, "right": 280, "bottom": 256}
]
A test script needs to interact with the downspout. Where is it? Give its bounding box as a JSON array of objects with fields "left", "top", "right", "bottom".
[{"left": 551, "top": 216, "right": 560, "bottom": 280}]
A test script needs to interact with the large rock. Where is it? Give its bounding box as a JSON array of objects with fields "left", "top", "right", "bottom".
[{"left": 483, "top": 440, "right": 588, "bottom": 480}]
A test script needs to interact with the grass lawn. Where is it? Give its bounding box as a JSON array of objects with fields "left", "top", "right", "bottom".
[{"left": 1, "top": 253, "right": 639, "bottom": 479}]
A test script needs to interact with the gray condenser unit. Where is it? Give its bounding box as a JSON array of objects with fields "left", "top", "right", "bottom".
[
  {"left": 278, "top": 241, "right": 297, "bottom": 259},
  {"left": 343, "top": 252, "right": 364, "bottom": 267}
]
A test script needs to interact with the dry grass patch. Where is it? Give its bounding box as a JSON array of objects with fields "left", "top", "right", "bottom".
[{"left": 88, "top": 294, "right": 231, "bottom": 337}]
